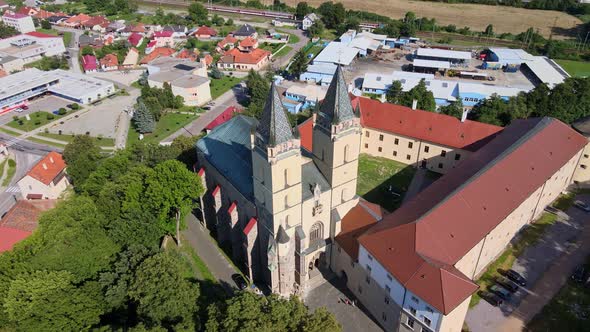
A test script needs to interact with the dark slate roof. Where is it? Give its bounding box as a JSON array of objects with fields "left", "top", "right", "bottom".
[
  {"left": 301, "top": 160, "right": 330, "bottom": 201},
  {"left": 196, "top": 115, "right": 257, "bottom": 201},
  {"left": 256, "top": 82, "right": 293, "bottom": 147},
  {"left": 319, "top": 65, "right": 355, "bottom": 124},
  {"left": 234, "top": 23, "right": 256, "bottom": 36},
  {"left": 276, "top": 224, "right": 290, "bottom": 244}
]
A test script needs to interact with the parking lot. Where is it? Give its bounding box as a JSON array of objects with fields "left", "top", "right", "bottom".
[
  {"left": 466, "top": 194, "right": 590, "bottom": 332},
  {"left": 0, "top": 96, "right": 71, "bottom": 126}
]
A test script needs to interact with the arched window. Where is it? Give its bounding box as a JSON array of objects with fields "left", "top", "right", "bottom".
[
  {"left": 309, "top": 222, "right": 323, "bottom": 243},
  {"left": 344, "top": 144, "right": 350, "bottom": 163},
  {"left": 341, "top": 188, "right": 349, "bottom": 203},
  {"left": 284, "top": 194, "right": 289, "bottom": 209},
  {"left": 284, "top": 168, "right": 289, "bottom": 187}
]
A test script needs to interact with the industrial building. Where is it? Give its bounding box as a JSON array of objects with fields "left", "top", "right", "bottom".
[
  {"left": 0, "top": 68, "right": 115, "bottom": 111},
  {"left": 413, "top": 48, "right": 471, "bottom": 72}
]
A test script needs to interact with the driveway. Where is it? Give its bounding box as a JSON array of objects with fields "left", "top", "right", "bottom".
[
  {"left": 54, "top": 26, "right": 83, "bottom": 74},
  {"left": 466, "top": 194, "right": 590, "bottom": 332},
  {"left": 305, "top": 277, "right": 384, "bottom": 332}
]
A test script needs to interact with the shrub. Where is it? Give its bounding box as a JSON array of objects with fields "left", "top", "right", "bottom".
[
  {"left": 8, "top": 159, "right": 16, "bottom": 167},
  {"left": 58, "top": 108, "right": 67, "bottom": 115},
  {"left": 34, "top": 120, "right": 41, "bottom": 125},
  {"left": 47, "top": 113, "right": 55, "bottom": 120},
  {"left": 70, "top": 103, "right": 80, "bottom": 110},
  {"left": 17, "top": 120, "right": 23, "bottom": 126},
  {"left": 12, "top": 115, "right": 18, "bottom": 121}
]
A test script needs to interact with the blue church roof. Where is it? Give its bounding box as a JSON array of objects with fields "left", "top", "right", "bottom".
[{"left": 196, "top": 115, "right": 257, "bottom": 201}]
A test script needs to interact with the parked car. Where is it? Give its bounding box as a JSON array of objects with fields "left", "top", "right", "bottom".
[
  {"left": 572, "top": 266, "right": 587, "bottom": 283},
  {"left": 505, "top": 269, "right": 527, "bottom": 286},
  {"left": 21, "top": 105, "right": 28, "bottom": 110},
  {"left": 495, "top": 276, "right": 519, "bottom": 292},
  {"left": 480, "top": 291, "right": 503, "bottom": 306},
  {"left": 14, "top": 108, "right": 23, "bottom": 113},
  {"left": 489, "top": 284, "right": 512, "bottom": 300},
  {"left": 231, "top": 273, "right": 248, "bottom": 290},
  {"left": 574, "top": 200, "right": 590, "bottom": 212}
]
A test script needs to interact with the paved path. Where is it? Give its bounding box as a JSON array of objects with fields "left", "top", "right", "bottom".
[
  {"left": 183, "top": 213, "right": 238, "bottom": 292},
  {"left": 466, "top": 194, "right": 590, "bottom": 332},
  {"left": 161, "top": 84, "right": 247, "bottom": 144},
  {"left": 54, "top": 26, "right": 83, "bottom": 74}
]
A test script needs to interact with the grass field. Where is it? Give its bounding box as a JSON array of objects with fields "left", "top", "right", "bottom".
[
  {"left": 7, "top": 111, "right": 66, "bottom": 132},
  {"left": 273, "top": 45, "right": 292, "bottom": 58},
  {"left": 556, "top": 60, "right": 590, "bottom": 78},
  {"left": 127, "top": 112, "right": 199, "bottom": 145},
  {"left": 282, "top": 0, "right": 579, "bottom": 38},
  {"left": 0, "top": 127, "right": 22, "bottom": 136},
  {"left": 356, "top": 154, "right": 416, "bottom": 212},
  {"left": 38, "top": 132, "right": 115, "bottom": 147},
  {"left": 209, "top": 75, "right": 242, "bottom": 99},
  {"left": 469, "top": 213, "right": 558, "bottom": 307},
  {"left": 527, "top": 255, "right": 590, "bottom": 332},
  {"left": 2, "top": 159, "right": 16, "bottom": 187},
  {"left": 26, "top": 137, "right": 67, "bottom": 148}
]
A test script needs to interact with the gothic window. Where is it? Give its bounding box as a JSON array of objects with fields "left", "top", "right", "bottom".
[
  {"left": 284, "top": 194, "right": 289, "bottom": 208},
  {"left": 344, "top": 144, "right": 350, "bottom": 163},
  {"left": 284, "top": 168, "right": 289, "bottom": 187},
  {"left": 309, "top": 222, "right": 323, "bottom": 243}
]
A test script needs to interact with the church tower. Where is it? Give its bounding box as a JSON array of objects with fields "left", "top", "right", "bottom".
[
  {"left": 251, "top": 83, "right": 302, "bottom": 295},
  {"left": 312, "top": 65, "right": 362, "bottom": 222}
]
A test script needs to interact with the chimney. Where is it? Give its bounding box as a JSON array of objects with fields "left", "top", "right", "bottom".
[
  {"left": 49, "top": 156, "right": 54, "bottom": 163},
  {"left": 461, "top": 108, "right": 469, "bottom": 123},
  {"left": 411, "top": 99, "right": 418, "bottom": 110},
  {"left": 42, "top": 163, "right": 47, "bottom": 170}
]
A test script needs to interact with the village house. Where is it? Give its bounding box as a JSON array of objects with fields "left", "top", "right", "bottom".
[
  {"left": 17, "top": 151, "right": 68, "bottom": 200},
  {"left": 99, "top": 53, "right": 118, "bottom": 71},
  {"left": 192, "top": 25, "right": 218, "bottom": 39}
]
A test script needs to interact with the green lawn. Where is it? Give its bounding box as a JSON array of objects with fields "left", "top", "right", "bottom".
[
  {"left": 259, "top": 42, "right": 283, "bottom": 53},
  {"left": 7, "top": 111, "right": 70, "bottom": 132},
  {"left": 553, "top": 191, "right": 576, "bottom": 211},
  {"left": 304, "top": 44, "right": 324, "bottom": 61},
  {"left": 128, "top": 112, "right": 199, "bottom": 145},
  {"left": 38, "top": 132, "right": 115, "bottom": 147},
  {"left": 273, "top": 45, "right": 292, "bottom": 58},
  {"left": 209, "top": 75, "right": 242, "bottom": 99},
  {"left": 180, "top": 239, "right": 216, "bottom": 282},
  {"left": 356, "top": 154, "right": 416, "bottom": 212},
  {"left": 556, "top": 60, "right": 590, "bottom": 78},
  {"left": 469, "top": 213, "right": 558, "bottom": 307},
  {"left": 276, "top": 29, "right": 300, "bottom": 45},
  {"left": 527, "top": 255, "right": 590, "bottom": 332},
  {"left": 0, "top": 127, "right": 21, "bottom": 136},
  {"left": 2, "top": 159, "right": 16, "bottom": 187},
  {"left": 26, "top": 137, "right": 67, "bottom": 149}
]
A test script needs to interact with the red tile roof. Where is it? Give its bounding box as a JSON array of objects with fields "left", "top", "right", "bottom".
[
  {"left": 220, "top": 48, "right": 270, "bottom": 65},
  {"left": 82, "top": 54, "right": 97, "bottom": 71},
  {"left": 228, "top": 201, "right": 237, "bottom": 214},
  {"left": 99, "top": 53, "right": 118, "bottom": 67},
  {"left": 140, "top": 47, "right": 175, "bottom": 64},
  {"left": 33, "top": 9, "right": 57, "bottom": 19},
  {"left": 147, "top": 40, "right": 157, "bottom": 48},
  {"left": 128, "top": 32, "right": 143, "bottom": 47},
  {"left": 176, "top": 48, "right": 199, "bottom": 61},
  {"left": 217, "top": 35, "right": 237, "bottom": 48},
  {"left": 16, "top": 6, "right": 36, "bottom": 16},
  {"left": 82, "top": 15, "right": 109, "bottom": 28},
  {"left": 0, "top": 199, "right": 57, "bottom": 252},
  {"left": 201, "top": 54, "right": 213, "bottom": 66},
  {"left": 25, "top": 151, "right": 66, "bottom": 185},
  {"left": 244, "top": 217, "right": 257, "bottom": 235},
  {"left": 3, "top": 13, "right": 28, "bottom": 19},
  {"left": 335, "top": 199, "right": 383, "bottom": 260},
  {"left": 25, "top": 31, "right": 59, "bottom": 39},
  {"left": 65, "top": 13, "right": 91, "bottom": 24},
  {"left": 352, "top": 96, "right": 503, "bottom": 151},
  {"left": 297, "top": 117, "right": 313, "bottom": 151},
  {"left": 205, "top": 106, "right": 242, "bottom": 131},
  {"left": 154, "top": 30, "right": 173, "bottom": 38},
  {"left": 194, "top": 25, "right": 218, "bottom": 36},
  {"left": 239, "top": 36, "right": 257, "bottom": 48},
  {"left": 131, "top": 23, "right": 145, "bottom": 33},
  {"left": 359, "top": 117, "right": 588, "bottom": 314}
]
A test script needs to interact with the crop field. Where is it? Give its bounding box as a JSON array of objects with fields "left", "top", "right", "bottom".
[{"left": 283, "top": 0, "right": 581, "bottom": 39}]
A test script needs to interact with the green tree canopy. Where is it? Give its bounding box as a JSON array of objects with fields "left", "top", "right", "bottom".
[
  {"left": 295, "top": 2, "right": 312, "bottom": 20},
  {"left": 63, "top": 135, "right": 103, "bottom": 188},
  {"left": 385, "top": 81, "right": 403, "bottom": 104},
  {"left": 400, "top": 79, "right": 436, "bottom": 112},
  {"left": 439, "top": 99, "right": 464, "bottom": 120},
  {"left": 290, "top": 49, "right": 308, "bottom": 79},
  {"left": 133, "top": 100, "right": 156, "bottom": 134},
  {"left": 188, "top": 2, "right": 209, "bottom": 24}
]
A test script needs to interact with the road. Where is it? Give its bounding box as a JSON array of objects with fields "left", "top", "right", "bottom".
[
  {"left": 466, "top": 194, "right": 590, "bottom": 332},
  {"left": 274, "top": 28, "right": 309, "bottom": 69},
  {"left": 161, "top": 83, "right": 248, "bottom": 144},
  {"left": 54, "top": 26, "right": 83, "bottom": 74}
]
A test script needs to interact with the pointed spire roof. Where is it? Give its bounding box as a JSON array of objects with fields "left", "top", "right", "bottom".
[
  {"left": 319, "top": 65, "right": 355, "bottom": 124},
  {"left": 276, "top": 225, "right": 290, "bottom": 244},
  {"left": 256, "top": 82, "right": 293, "bottom": 147}
]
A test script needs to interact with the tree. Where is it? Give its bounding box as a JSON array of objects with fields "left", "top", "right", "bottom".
[
  {"left": 226, "top": 18, "right": 234, "bottom": 26},
  {"left": 41, "top": 20, "right": 51, "bottom": 30},
  {"left": 4, "top": 270, "right": 103, "bottom": 331},
  {"left": 468, "top": 94, "right": 510, "bottom": 126},
  {"left": 133, "top": 100, "right": 156, "bottom": 134},
  {"left": 245, "top": 69, "right": 271, "bottom": 118},
  {"left": 439, "top": 99, "right": 464, "bottom": 120},
  {"left": 295, "top": 2, "right": 311, "bottom": 20},
  {"left": 484, "top": 24, "right": 494, "bottom": 36},
  {"left": 290, "top": 49, "right": 308, "bottom": 79},
  {"left": 307, "top": 20, "right": 325, "bottom": 38},
  {"left": 63, "top": 135, "right": 103, "bottom": 188},
  {"left": 318, "top": 2, "right": 345, "bottom": 29},
  {"left": 0, "top": 22, "right": 18, "bottom": 39},
  {"left": 400, "top": 79, "right": 436, "bottom": 112},
  {"left": 205, "top": 292, "right": 341, "bottom": 332},
  {"left": 81, "top": 45, "right": 94, "bottom": 56},
  {"left": 188, "top": 2, "right": 208, "bottom": 24},
  {"left": 129, "top": 252, "right": 199, "bottom": 330},
  {"left": 385, "top": 81, "right": 403, "bottom": 104},
  {"left": 210, "top": 66, "right": 224, "bottom": 79},
  {"left": 211, "top": 14, "right": 224, "bottom": 26},
  {"left": 145, "top": 160, "right": 204, "bottom": 244}
]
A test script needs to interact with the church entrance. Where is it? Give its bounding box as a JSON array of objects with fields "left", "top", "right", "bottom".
[{"left": 308, "top": 251, "right": 326, "bottom": 279}]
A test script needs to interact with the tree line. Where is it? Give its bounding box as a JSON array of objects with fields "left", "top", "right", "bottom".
[
  {"left": 419, "top": 0, "right": 590, "bottom": 16},
  {"left": 132, "top": 78, "right": 185, "bottom": 134},
  {"left": 0, "top": 135, "right": 341, "bottom": 331}
]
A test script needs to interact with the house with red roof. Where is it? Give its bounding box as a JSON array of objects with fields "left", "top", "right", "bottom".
[
  {"left": 152, "top": 30, "right": 174, "bottom": 48},
  {"left": 81, "top": 15, "right": 109, "bottom": 30},
  {"left": 81, "top": 54, "right": 98, "bottom": 72},
  {"left": 192, "top": 25, "right": 218, "bottom": 39},
  {"left": 17, "top": 152, "right": 68, "bottom": 200},
  {"left": 216, "top": 35, "right": 237, "bottom": 53},
  {"left": 200, "top": 53, "right": 213, "bottom": 68},
  {"left": 217, "top": 47, "right": 271, "bottom": 71},
  {"left": 205, "top": 106, "right": 242, "bottom": 132},
  {"left": 15, "top": 6, "right": 37, "bottom": 16},
  {"left": 176, "top": 48, "right": 199, "bottom": 61},
  {"left": 0, "top": 200, "right": 58, "bottom": 252},
  {"left": 127, "top": 32, "right": 144, "bottom": 47},
  {"left": 99, "top": 53, "right": 118, "bottom": 71},
  {"left": 238, "top": 36, "right": 258, "bottom": 52},
  {"left": 140, "top": 47, "right": 175, "bottom": 64},
  {"left": 63, "top": 13, "right": 92, "bottom": 28},
  {"left": 145, "top": 40, "right": 157, "bottom": 54}
]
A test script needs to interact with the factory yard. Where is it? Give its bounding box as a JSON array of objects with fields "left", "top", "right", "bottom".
[{"left": 283, "top": 0, "right": 580, "bottom": 38}]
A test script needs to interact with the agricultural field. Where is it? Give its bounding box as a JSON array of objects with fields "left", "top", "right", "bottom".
[
  {"left": 283, "top": 0, "right": 580, "bottom": 38},
  {"left": 556, "top": 60, "right": 590, "bottom": 78}
]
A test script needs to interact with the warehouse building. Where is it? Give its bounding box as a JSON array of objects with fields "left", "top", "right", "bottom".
[
  {"left": 0, "top": 68, "right": 115, "bottom": 111},
  {"left": 415, "top": 48, "right": 472, "bottom": 69}
]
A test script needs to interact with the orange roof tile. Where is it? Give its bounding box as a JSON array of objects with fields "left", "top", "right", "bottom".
[
  {"left": 140, "top": 47, "right": 175, "bottom": 64},
  {"left": 25, "top": 151, "right": 66, "bottom": 185},
  {"left": 239, "top": 36, "right": 257, "bottom": 48},
  {"left": 100, "top": 53, "right": 118, "bottom": 67},
  {"left": 219, "top": 48, "right": 270, "bottom": 65}
]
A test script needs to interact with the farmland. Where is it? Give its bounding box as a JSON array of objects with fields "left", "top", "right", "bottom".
[{"left": 282, "top": 0, "right": 580, "bottom": 39}]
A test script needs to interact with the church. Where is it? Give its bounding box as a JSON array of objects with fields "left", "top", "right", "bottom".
[{"left": 196, "top": 66, "right": 368, "bottom": 295}]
